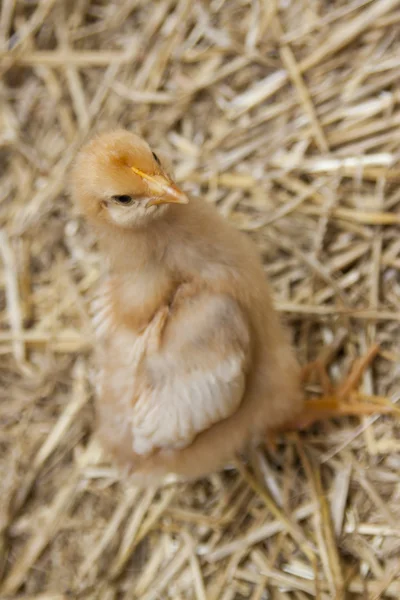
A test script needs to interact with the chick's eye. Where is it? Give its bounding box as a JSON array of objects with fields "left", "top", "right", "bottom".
[
  {"left": 152, "top": 151, "right": 161, "bottom": 165},
  {"left": 112, "top": 195, "right": 133, "bottom": 205}
]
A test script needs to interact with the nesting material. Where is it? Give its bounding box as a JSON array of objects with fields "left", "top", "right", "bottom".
[{"left": 1, "top": 0, "right": 400, "bottom": 598}]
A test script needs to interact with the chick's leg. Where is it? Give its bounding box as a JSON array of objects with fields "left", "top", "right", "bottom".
[{"left": 281, "top": 344, "right": 395, "bottom": 431}]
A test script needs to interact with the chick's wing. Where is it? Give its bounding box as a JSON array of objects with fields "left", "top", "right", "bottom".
[{"left": 130, "top": 292, "right": 251, "bottom": 455}]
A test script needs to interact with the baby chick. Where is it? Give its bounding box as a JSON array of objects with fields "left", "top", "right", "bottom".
[{"left": 71, "top": 129, "right": 303, "bottom": 484}]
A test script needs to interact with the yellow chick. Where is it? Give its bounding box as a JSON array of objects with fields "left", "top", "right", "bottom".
[{"left": 70, "top": 129, "right": 303, "bottom": 484}]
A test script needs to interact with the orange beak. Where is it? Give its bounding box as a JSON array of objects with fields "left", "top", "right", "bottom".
[{"left": 130, "top": 166, "right": 188, "bottom": 206}]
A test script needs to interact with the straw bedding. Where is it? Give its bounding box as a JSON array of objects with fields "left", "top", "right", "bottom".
[{"left": 1, "top": 0, "right": 400, "bottom": 598}]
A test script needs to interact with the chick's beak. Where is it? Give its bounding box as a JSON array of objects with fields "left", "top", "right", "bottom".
[{"left": 130, "top": 166, "right": 188, "bottom": 207}]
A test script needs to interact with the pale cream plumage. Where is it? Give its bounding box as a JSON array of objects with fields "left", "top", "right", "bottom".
[{"left": 71, "top": 130, "right": 303, "bottom": 484}]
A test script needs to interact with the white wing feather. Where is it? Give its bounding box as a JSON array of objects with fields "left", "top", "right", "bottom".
[{"left": 131, "top": 353, "right": 246, "bottom": 454}]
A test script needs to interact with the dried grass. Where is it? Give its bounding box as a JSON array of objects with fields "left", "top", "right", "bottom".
[{"left": 1, "top": 0, "right": 400, "bottom": 598}]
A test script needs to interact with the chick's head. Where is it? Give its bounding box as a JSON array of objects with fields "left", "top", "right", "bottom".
[{"left": 71, "top": 130, "right": 188, "bottom": 228}]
